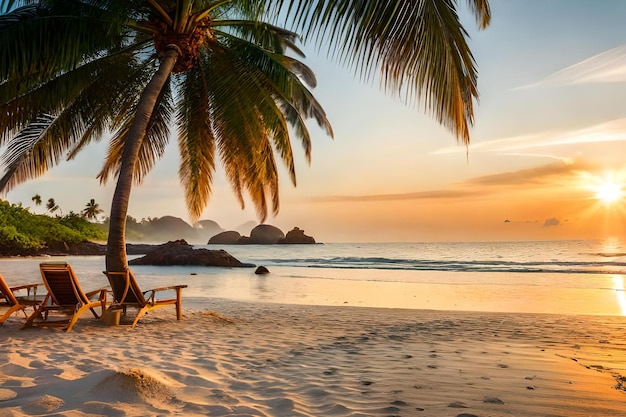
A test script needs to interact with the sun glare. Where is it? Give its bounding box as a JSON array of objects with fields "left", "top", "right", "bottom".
[
  {"left": 581, "top": 171, "right": 626, "bottom": 207},
  {"left": 595, "top": 180, "right": 623, "bottom": 204}
]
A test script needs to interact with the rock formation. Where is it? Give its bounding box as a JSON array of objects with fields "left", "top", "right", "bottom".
[
  {"left": 278, "top": 227, "right": 316, "bottom": 244},
  {"left": 207, "top": 224, "right": 317, "bottom": 245},
  {"left": 208, "top": 231, "right": 241, "bottom": 245},
  {"left": 248, "top": 224, "right": 285, "bottom": 244},
  {"left": 255, "top": 266, "right": 270, "bottom": 274},
  {"left": 129, "top": 240, "right": 251, "bottom": 267}
]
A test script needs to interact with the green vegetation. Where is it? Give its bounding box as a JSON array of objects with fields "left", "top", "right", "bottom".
[
  {"left": 100, "top": 216, "right": 146, "bottom": 243},
  {"left": 0, "top": 200, "right": 106, "bottom": 255}
]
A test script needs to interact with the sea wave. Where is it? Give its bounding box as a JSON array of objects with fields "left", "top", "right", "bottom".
[
  {"left": 261, "top": 256, "right": 626, "bottom": 274},
  {"left": 207, "top": 240, "right": 626, "bottom": 275}
]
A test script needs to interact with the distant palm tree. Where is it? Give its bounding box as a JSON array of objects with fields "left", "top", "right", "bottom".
[
  {"left": 46, "top": 198, "right": 59, "bottom": 215},
  {"left": 82, "top": 198, "right": 104, "bottom": 222},
  {"left": 0, "top": 1, "right": 490, "bottom": 273},
  {"left": 31, "top": 194, "right": 42, "bottom": 212}
]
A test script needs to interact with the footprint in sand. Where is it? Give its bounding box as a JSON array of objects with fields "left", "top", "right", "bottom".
[
  {"left": 448, "top": 401, "right": 469, "bottom": 408},
  {"left": 0, "top": 388, "right": 17, "bottom": 401},
  {"left": 484, "top": 396, "right": 505, "bottom": 404}
]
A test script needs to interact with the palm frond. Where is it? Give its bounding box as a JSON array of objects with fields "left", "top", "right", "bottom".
[
  {"left": 0, "top": 114, "right": 55, "bottom": 192},
  {"left": 217, "top": 29, "right": 332, "bottom": 161},
  {"left": 215, "top": 34, "right": 299, "bottom": 181},
  {"left": 214, "top": 19, "right": 305, "bottom": 56},
  {"left": 0, "top": 1, "right": 129, "bottom": 84},
  {"left": 65, "top": 51, "right": 151, "bottom": 159},
  {"left": 466, "top": 0, "right": 491, "bottom": 29},
  {"left": 186, "top": 18, "right": 336, "bottom": 220},
  {"left": 0, "top": 45, "right": 150, "bottom": 195},
  {"left": 265, "top": 0, "right": 491, "bottom": 143},
  {"left": 176, "top": 61, "right": 216, "bottom": 221},
  {"left": 0, "top": 3, "right": 38, "bottom": 26},
  {"left": 0, "top": 46, "right": 143, "bottom": 144},
  {"left": 98, "top": 76, "right": 174, "bottom": 185},
  {"left": 201, "top": 40, "right": 286, "bottom": 221}
]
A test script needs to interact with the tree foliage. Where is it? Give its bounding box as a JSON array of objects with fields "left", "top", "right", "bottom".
[
  {"left": 0, "top": 200, "right": 106, "bottom": 254},
  {"left": 82, "top": 198, "right": 104, "bottom": 221},
  {"left": 46, "top": 197, "right": 59, "bottom": 214}
]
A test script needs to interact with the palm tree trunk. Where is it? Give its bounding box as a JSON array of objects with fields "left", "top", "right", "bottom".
[{"left": 105, "top": 45, "right": 181, "bottom": 272}]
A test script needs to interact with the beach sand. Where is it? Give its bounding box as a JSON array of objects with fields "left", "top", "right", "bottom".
[{"left": 1, "top": 300, "right": 626, "bottom": 416}]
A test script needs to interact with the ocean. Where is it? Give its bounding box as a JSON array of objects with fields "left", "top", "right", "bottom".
[{"left": 3, "top": 239, "right": 626, "bottom": 316}]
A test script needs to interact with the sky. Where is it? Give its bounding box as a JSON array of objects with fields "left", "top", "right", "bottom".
[{"left": 7, "top": 0, "right": 626, "bottom": 243}]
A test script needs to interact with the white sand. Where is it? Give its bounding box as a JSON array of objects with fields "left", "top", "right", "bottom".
[{"left": 1, "top": 299, "right": 626, "bottom": 416}]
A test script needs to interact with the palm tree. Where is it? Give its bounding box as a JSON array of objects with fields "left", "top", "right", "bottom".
[
  {"left": 0, "top": 1, "right": 490, "bottom": 272},
  {"left": 46, "top": 198, "right": 59, "bottom": 215},
  {"left": 31, "top": 194, "right": 42, "bottom": 212},
  {"left": 82, "top": 198, "right": 104, "bottom": 221}
]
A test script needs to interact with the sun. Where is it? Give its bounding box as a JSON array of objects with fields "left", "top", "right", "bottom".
[
  {"left": 594, "top": 180, "right": 623, "bottom": 204},
  {"left": 580, "top": 170, "right": 626, "bottom": 205}
]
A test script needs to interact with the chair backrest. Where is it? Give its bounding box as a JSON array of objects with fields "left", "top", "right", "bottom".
[
  {"left": 0, "top": 274, "right": 18, "bottom": 306},
  {"left": 105, "top": 270, "right": 146, "bottom": 306},
  {"left": 40, "top": 263, "right": 87, "bottom": 307}
]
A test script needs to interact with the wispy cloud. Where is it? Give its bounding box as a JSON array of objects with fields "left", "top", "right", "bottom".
[
  {"left": 465, "top": 160, "right": 589, "bottom": 187},
  {"left": 433, "top": 118, "right": 626, "bottom": 155},
  {"left": 312, "top": 160, "right": 587, "bottom": 204},
  {"left": 519, "top": 45, "right": 626, "bottom": 89},
  {"left": 312, "top": 189, "right": 486, "bottom": 203}
]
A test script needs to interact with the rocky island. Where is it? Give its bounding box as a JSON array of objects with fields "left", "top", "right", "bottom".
[
  {"left": 208, "top": 225, "right": 316, "bottom": 245},
  {"left": 128, "top": 240, "right": 253, "bottom": 267}
]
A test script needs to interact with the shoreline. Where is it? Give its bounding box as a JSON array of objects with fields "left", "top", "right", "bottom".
[
  {"left": 4, "top": 255, "right": 626, "bottom": 316},
  {"left": 1, "top": 300, "right": 625, "bottom": 416}
]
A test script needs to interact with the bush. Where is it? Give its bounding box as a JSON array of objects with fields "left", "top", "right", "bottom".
[
  {"left": 0, "top": 225, "right": 43, "bottom": 253},
  {"left": 0, "top": 200, "right": 107, "bottom": 254},
  {"left": 58, "top": 212, "right": 107, "bottom": 241}
]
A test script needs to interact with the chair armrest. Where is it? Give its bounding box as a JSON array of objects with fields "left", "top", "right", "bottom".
[
  {"left": 10, "top": 283, "right": 40, "bottom": 296},
  {"left": 85, "top": 288, "right": 108, "bottom": 301},
  {"left": 143, "top": 285, "right": 187, "bottom": 304},
  {"left": 145, "top": 284, "right": 188, "bottom": 293}
]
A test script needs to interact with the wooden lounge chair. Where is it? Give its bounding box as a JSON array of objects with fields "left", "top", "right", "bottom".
[
  {"left": 104, "top": 269, "right": 187, "bottom": 328},
  {"left": 23, "top": 262, "right": 107, "bottom": 332},
  {"left": 0, "top": 275, "right": 43, "bottom": 324}
]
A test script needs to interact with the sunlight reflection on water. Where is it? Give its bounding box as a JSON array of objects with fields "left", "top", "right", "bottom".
[
  {"left": 612, "top": 275, "right": 626, "bottom": 315},
  {"left": 1, "top": 255, "right": 626, "bottom": 316}
]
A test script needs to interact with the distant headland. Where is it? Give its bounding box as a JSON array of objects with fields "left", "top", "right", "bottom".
[
  {"left": 118, "top": 216, "right": 317, "bottom": 246},
  {"left": 0, "top": 200, "right": 318, "bottom": 258}
]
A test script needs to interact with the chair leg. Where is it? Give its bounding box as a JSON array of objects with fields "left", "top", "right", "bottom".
[
  {"left": 66, "top": 305, "right": 91, "bottom": 332},
  {"left": 176, "top": 288, "right": 183, "bottom": 320},
  {"left": 22, "top": 303, "right": 45, "bottom": 329},
  {"left": 65, "top": 313, "right": 80, "bottom": 333},
  {"left": 0, "top": 306, "right": 21, "bottom": 324},
  {"left": 67, "top": 302, "right": 103, "bottom": 332},
  {"left": 88, "top": 291, "right": 107, "bottom": 318},
  {"left": 88, "top": 299, "right": 106, "bottom": 319},
  {"left": 131, "top": 306, "right": 149, "bottom": 328}
]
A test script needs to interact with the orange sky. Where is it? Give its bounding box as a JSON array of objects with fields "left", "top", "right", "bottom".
[{"left": 6, "top": 1, "right": 626, "bottom": 243}]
